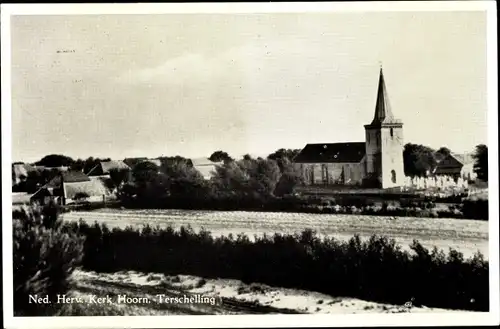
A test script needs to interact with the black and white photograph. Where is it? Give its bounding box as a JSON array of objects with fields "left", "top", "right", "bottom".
[{"left": 2, "top": 2, "right": 498, "bottom": 328}]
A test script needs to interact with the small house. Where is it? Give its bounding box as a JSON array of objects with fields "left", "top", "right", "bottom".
[
  {"left": 30, "top": 171, "right": 111, "bottom": 206},
  {"left": 433, "top": 153, "right": 476, "bottom": 181},
  {"left": 191, "top": 157, "right": 222, "bottom": 180}
]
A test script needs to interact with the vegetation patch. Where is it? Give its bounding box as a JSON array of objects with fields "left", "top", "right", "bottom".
[
  {"left": 64, "top": 220, "right": 488, "bottom": 311},
  {"left": 13, "top": 203, "right": 85, "bottom": 316}
]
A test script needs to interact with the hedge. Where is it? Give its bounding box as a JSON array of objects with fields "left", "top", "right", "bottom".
[
  {"left": 64, "top": 221, "right": 489, "bottom": 311},
  {"left": 119, "top": 195, "right": 488, "bottom": 220}
]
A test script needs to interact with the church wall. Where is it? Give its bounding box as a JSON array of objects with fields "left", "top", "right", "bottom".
[
  {"left": 365, "top": 128, "right": 381, "bottom": 178},
  {"left": 380, "top": 126, "right": 405, "bottom": 188},
  {"left": 299, "top": 162, "right": 365, "bottom": 186}
]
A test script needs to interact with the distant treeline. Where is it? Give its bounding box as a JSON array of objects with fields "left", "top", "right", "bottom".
[
  {"left": 14, "top": 145, "right": 488, "bottom": 220},
  {"left": 14, "top": 143, "right": 488, "bottom": 191}
]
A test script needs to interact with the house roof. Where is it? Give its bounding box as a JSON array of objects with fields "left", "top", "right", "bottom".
[
  {"left": 88, "top": 160, "right": 130, "bottom": 176},
  {"left": 452, "top": 153, "right": 474, "bottom": 165},
  {"left": 149, "top": 159, "right": 163, "bottom": 166},
  {"left": 293, "top": 142, "right": 366, "bottom": 163},
  {"left": 191, "top": 160, "right": 220, "bottom": 180},
  {"left": 46, "top": 171, "right": 90, "bottom": 188},
  {"left": 30, "top": 187, "right": 54, "bottom": 200},
  {"left": 63, "top": 180, "right": 111, "bottom": 199},
  {"left": 123, "top": 157, "right": 148, "bottom": 168},
  {"left": 434, "top": 153, "right": 474, "bottom": 171},
  {"left": 191, "top": 157, "right": 222, "bottom": 166}
]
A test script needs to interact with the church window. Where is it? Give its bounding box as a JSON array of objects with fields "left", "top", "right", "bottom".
[
  {"left": 390, "top": 128, "right": 394, "bottom": 138},
  {"left": 321, "top": 165, "right": 328, "bottom": 184},
  {"left": 391, "top": 170, "right": 396, "bottom": 183}
]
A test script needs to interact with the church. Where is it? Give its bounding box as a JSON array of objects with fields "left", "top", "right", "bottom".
[{"left": 293, "top": 68, "right": 405, "bottom": 189}]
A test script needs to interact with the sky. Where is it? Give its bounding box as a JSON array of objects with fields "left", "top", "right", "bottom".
[{"left": 10, "top": 11, "right": 488, "bottom": 163}]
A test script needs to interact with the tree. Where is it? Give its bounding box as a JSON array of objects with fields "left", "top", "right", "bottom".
[
  {"left": 71, "top": 159, "right": 85, "bottom": 172},
  {"left": 211, "top": 161, "right": 250, "bottom": 195},
  {"left": 238, "top": 158, "right": 281, "bottom": 197},
  {"left": 132, "top": 161, "right": 160, "bottom": 185},
  {"left": 109, "top": 168, "right": 130, "bottom": 188},
  {"left": 209, "top": 151, "right": 233, "bottom": 164},
  {"left": 157, "top": 156, "right": 193, "bottom": 169},
  {"left": 436, "top": 147, "right": 451, "bottom": 157},
  {"left": 161, "top": 161, "right": 207, "bottom": 198},
  {"left": 403, "top": 143, "right": 437, "bottom": 177},
  {"left": 267, "top": 148, "right": 302, "bottom": 172},
  {"left": 473, "top": 144, "right": 488, "bottom": 182},
  {"left": 35, "top": 154, "right": 75, "bottom": 168},
  {"left": 25, "top": 170, "right": 43, "bottom": 193},
  {"left": 274, "top": 158, "right": 305, "bottom": 196},
  {"left": 41, "top": 168, "right": 60, "bottom": 185}
]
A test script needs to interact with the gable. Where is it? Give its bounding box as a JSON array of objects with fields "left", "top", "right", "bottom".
[
  {"left": 294, "top": 142, "right": 366, "bottom": 163},
  {"left": 436, "top": 154, "right": 465, "bottom": 169},
  {"left": 63, "top": 180, "right": 110, "bottom": 199}
]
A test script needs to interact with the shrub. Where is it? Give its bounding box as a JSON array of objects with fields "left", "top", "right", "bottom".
[
  {"left": 461, "top": 199, "right": 488, "bottom": 220},
  {"left": 65, "top": 222, "right": 488, "bottom": 311},
  {"left": 361, "top": 173, "right": 381, "bottom": 188},
  {"left": 13, "top": 203, "right": 85, "bottom": 316}
]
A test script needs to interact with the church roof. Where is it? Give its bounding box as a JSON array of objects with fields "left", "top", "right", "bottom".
[
  {"left": 369, "top": 68, "right": 402, "bottom": 126},
  {"left": 293, "top": 142, "right": 366, "bottom": 163}
]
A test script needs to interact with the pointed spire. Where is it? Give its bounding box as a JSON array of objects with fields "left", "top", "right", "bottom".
[{"left": 371, "top": 67, "right": 399, "bottom": 125}]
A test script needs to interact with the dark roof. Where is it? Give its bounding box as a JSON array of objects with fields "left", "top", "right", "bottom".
[
  {"left": 294, "top": 142, "right": 366, "bottom": 163},
  {"left": 434, "top": 153, "right": 473, "bottom": 173},
  {"left": 434, "top": 152, "right": 448, "bottom": 163},
  {"left": 46, "top": 171, "right": 90, "bottom": 188},
  {"left": 123, "top": 157, "right": 148, "bottom": 168}
]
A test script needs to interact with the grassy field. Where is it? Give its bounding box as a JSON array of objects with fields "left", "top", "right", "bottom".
[{"left": 62, "top": 208, "right": 489, "bottom": 259}]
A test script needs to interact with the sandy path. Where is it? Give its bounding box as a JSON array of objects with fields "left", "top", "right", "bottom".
[{"left": 68, "top": 270, "right": 473, "bottom": 315}]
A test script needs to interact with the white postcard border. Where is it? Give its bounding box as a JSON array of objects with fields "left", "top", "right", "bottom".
[{"left": 2, "top": 2, "right": 498, "bottom": 328}]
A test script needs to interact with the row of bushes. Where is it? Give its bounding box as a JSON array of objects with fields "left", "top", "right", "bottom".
[
  {"left": 64, "top": 220, "right": 488, "bottom": 312},
  {"left": 13, "top": 203, "right": 489, "bottom": 316},
  {"left": 121, "top": 194, "right": 489, "bottom": 220}
]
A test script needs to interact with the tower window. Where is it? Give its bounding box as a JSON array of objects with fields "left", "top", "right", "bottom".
[{"left": 390, "top": 128, "right": 394, "bottom": 137}]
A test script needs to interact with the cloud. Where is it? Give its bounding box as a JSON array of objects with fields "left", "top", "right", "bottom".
[{"left": 113, "top": 36, "right": 339, "bottom": 87}]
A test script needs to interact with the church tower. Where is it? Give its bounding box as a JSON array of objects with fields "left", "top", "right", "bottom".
[{"left": 364, "top": 67, "right": 405, "bottom": 188}]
